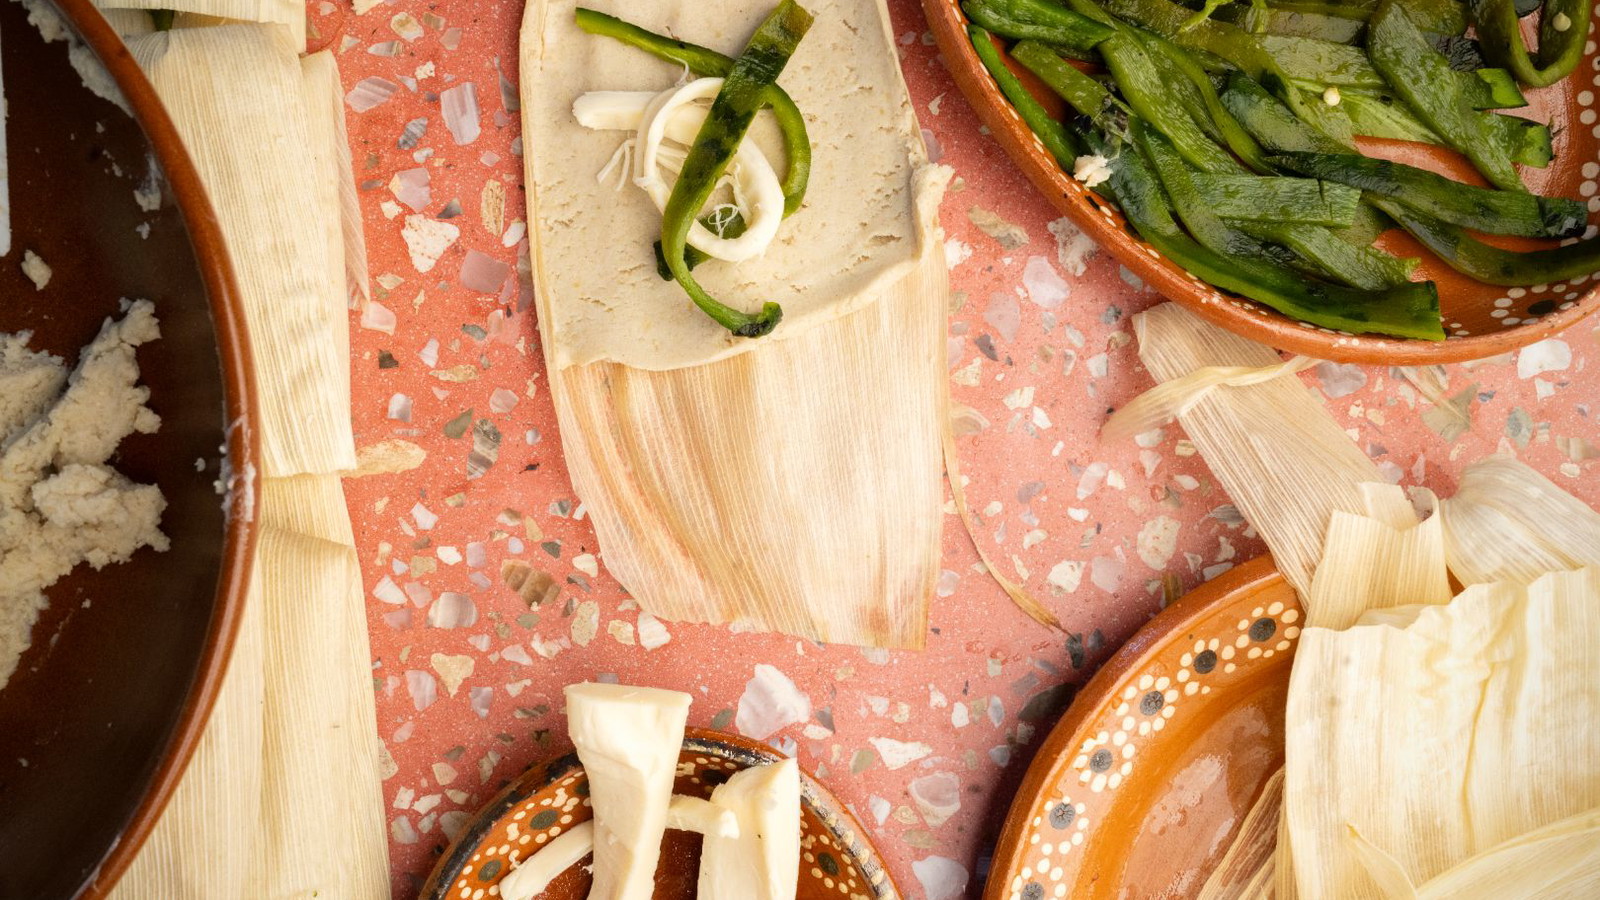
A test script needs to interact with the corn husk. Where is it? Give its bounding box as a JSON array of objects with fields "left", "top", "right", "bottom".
[
  {"left": 1198, "top": 767, "right": 1283, "bottom": 900},
  {"left": 1347, "top": 806, "right": 1600, "bottom": 900},
  {"left": 300, "top": 50, "right": 371, "bottom": 308},
  {"left": 91, "top": 0, "right": 304, "bottom": 50},
  {"left": 1304, "top": 507, "right": 1449, "bottom": 630},
  {"left": 546, "top": 246, "right": 947, "bottom": 648},
  {"left": 126, "top": 24, "right": 354, "bottom": 478},
  {"left": 114, "top": 478, "right": 388, "bottom": 898},
  {"left": 108, "top": 20, "right": 385, "bottom": 900},
  {"left": 1283, "top": 566, "right": 1600, "bottom": 899},
  {"left": 1437, "top": 456, "right": 1600, "bottom": 585},
  {"left": 1111, "top": 303, "right": 1383, "bottom": 598}
]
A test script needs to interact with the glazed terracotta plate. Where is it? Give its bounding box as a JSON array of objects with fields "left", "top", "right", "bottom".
[
  {"left": 983, "top": 556, "right": 1297, "bottom": 899},
  {"left": 421, "top": 728, "right": 900, "bottom": 900},
  {"left": 921, "top": 1, "right": 1600, "bottom": 364}
]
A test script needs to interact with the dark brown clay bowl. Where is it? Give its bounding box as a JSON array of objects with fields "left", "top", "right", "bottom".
[
  {"left": 923, "top": 0, "right": 1600, "bottom": 364},
  {"left": 0, "top": 1, "right": 256, "bottom": 897},
  {"left": 420, "top": 728, "right": 902, "bottom": 900}
]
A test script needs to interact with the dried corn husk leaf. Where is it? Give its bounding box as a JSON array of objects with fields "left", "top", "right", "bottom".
[
  {"left": 1123, "top": 304, "right": 1382, "bottom": 598},
  {"left": 91, "top": 0, "right": 305, "bottom": 50},
  {"left": 301, "top": 50, "right": 371, "bottom": 307},
  {"left": 1198, "top": 767, "right": 1283, "bottom": 900},
  {"left": 1283, "top": 566, "right": 1600, "bottom": 899},
  {"left": 1305, "top": 509, "right": 1449, "bottom": 630},
  {"left": 1437, "top": 456, "right": 1600, "bottom": 585},
  {"left": 113, "top": 476, "right": 388, "bottom": 898},
  {"left": 546, "top": 248, "right": 947, "bottom": 648},
  {"left": 1376, "top": 806, "right": 1600, "bottom": 900},
  {"left": 1103, "top": 355, "right": 1319, "bottom": 442},
  {"left": 126, "top": 24, "right": 354, "bottom": 477}
]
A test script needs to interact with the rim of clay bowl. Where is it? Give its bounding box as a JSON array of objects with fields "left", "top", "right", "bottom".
[{"left": 44, "top": 0, "right": 261, "bottom": 895}]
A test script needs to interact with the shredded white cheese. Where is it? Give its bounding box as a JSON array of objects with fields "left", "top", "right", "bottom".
[
  {"left": 573, "top": 77, "right": 785, "bottom": 263},
  {"left": 1072, "top": 154, "right": 1113, "bottom": 189}
]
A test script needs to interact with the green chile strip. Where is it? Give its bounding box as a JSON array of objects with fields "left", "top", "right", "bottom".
[
  {"left": 1272, "top": 151, "right": 1587, "bottom": 238},
  {"left": 661, "top": 1, "right": 813, "bottom": 337},
  {"left": 1093, "top": 127, "right": 1442, "bottom": 339},
  {"left": 970, "top": 27, "right": 1081, "bottom": 166},
  {"left": 1369, "top": 0, "right": 1527, "bottom": 191},
  {"left": 961, "top": 0, "right": 1115, "bottom": 49},
  {"left": 1472, "top": 0, "right": 1595, "bottom": 88},
  {"left": 1375, "top": 199, "right": 1600, "bottom": 286},
  {"left": 574, "top": 7, "right": 812, "bottom": 217}
]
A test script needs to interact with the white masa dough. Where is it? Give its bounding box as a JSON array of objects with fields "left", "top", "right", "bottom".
[
  {"left": 523, "top": 0, "right": 940, "bottom": 370},
  {"left": 0, "top": 302, "right": 168, "bottom": 689}
]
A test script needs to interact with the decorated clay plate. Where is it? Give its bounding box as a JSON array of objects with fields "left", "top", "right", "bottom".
[
  {"left": 982, "top": 556, "right": 1298, "bottom": 898},
  {"left": 421, "top": 728, "right": 899, "bottom": 900},
  {"left": 921, "top": 1, "right": 1600, "bottom": 364}
]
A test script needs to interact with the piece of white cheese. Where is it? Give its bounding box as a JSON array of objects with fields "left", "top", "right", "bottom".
[
  {"left": 497, "top": 794, "right": 738, "bottom": 900},
  {"left": 564, "top": 681, "right": 691, "bottom": 900},
  {"left": 499, "top": 820, "right": 595, "bottom": 900},
  {"left": 696, "top": 758, "right": 801, "bottom": 900},
  {"left": 21, "top": 251, "right": 52, "bottom": 291}
]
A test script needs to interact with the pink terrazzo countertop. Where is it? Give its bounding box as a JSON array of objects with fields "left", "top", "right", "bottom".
[{"left": 315, "top": 2, "right": 1600, "bottom": 896}]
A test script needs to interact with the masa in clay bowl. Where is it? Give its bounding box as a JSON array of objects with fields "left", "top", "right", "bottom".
[{"left": 0, "top": 1, "right": 255, "bottom": 896}]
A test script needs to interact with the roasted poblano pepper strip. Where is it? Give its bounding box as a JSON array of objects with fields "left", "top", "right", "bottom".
[
  {"left": 1272, "top": 151, "right": 1588, "bottom": 238},
  {"left": 1138, "top": 119, "right": 1415, "bottom": 293},
  {"left": 575, "top": 7, "right": 812, "bottom": 217},
  {"left": 1098, "top": 125, "right": 1443, "bottom": 339},
  {"left": 1212, "top": 2, "right": 1367, "bottom": 41},
  {"left": 661, "top": 1, "right": 812, "bottom": 337},
  {"left": 960, "top": 0, "right": 1115, "bottom": 49},
  {"left": 1374, "top": 198, "right": 1600, "bottom": 286},
  {"left": 1139, "top": 29, "right": 1275, "bottom": 172},
  {"left": 1097, "top": 31, "right": 1242, "bottom": 172},
  {"left": 1240, "top": 220, "right": 1419, "bottom": 288},
  {"left": 1471, "top": 0, "right": 1595, "bottom": 88},
  {"left": 1220, "top": 72, "right": 1350, "bottom": 152},
  {"left": 1010, "top": 41, "right": 1122, "bottom": 127},
  {"left": 1190, "top": 172, "right": 1361, "bottom": 225},
  {"left": 1266, "top": 33, "right": 1528, "bottom": 109},
  {"left": 1369, "top": 1, "right": 1529, "bottom": 191},
  {"left": 969, "top": 27, "right": 1081, "bottom": 166}
]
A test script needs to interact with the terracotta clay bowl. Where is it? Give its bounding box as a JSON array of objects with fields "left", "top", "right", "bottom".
[
  {"left": 0, "top": 1, "right": 256, "bottom": 897},
  {"left": 983, "top": 556, "right": 1297, "bottom": 898},
  {"left": 922, "top": 1, "right": 1600, "bottom": 364},
  {"left": 421, "top": 728, "right": 901, "bottom": 900}
]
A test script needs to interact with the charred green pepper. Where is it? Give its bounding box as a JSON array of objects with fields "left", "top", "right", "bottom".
[
  {"left": 575, "top": 7, "right": 812, "bottom": 217},
  {"left": 1471, "top": 0, "right": 1594, "bottom": 88},
  {"left": 660, "top": 1, "right": 812, "bottom": 337},
  {"left": 970, "top": 27, "right": 1081, "bottom": 166},
  {"left": 1375, "top": 198, "right": 1600, "bottom": 286},
  {"left": 1102, "top": 124, "right": 1442, "bottom": 338},
  {"left": 1272, "top": 151, "right": 1587, "bottom": 238},
  {"left": 1369, "top": 0, "right": 1532, "bottom": 191},
  {"left": 961, "top": 0, "right": 1115, "bottom": 50}
]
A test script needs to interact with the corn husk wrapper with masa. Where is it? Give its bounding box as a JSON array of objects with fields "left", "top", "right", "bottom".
[
  {"left": 519, "top": 1, "right": 949, "bottom": 648},
  {"left": 106, "top": 22, "right": 387, "bottom": 900}
]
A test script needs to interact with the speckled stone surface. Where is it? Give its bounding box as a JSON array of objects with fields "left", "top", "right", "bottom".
[{"left": 317, "top": 2, "right": 1600, "bottom": 896}]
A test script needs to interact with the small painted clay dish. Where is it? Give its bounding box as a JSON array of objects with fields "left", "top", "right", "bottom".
[
  {"left": 982, "top": 556, "right": 1299, "bottom": 899},
  {"left": 421, "top": 728, "right": 899, "bottom": 900}
]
